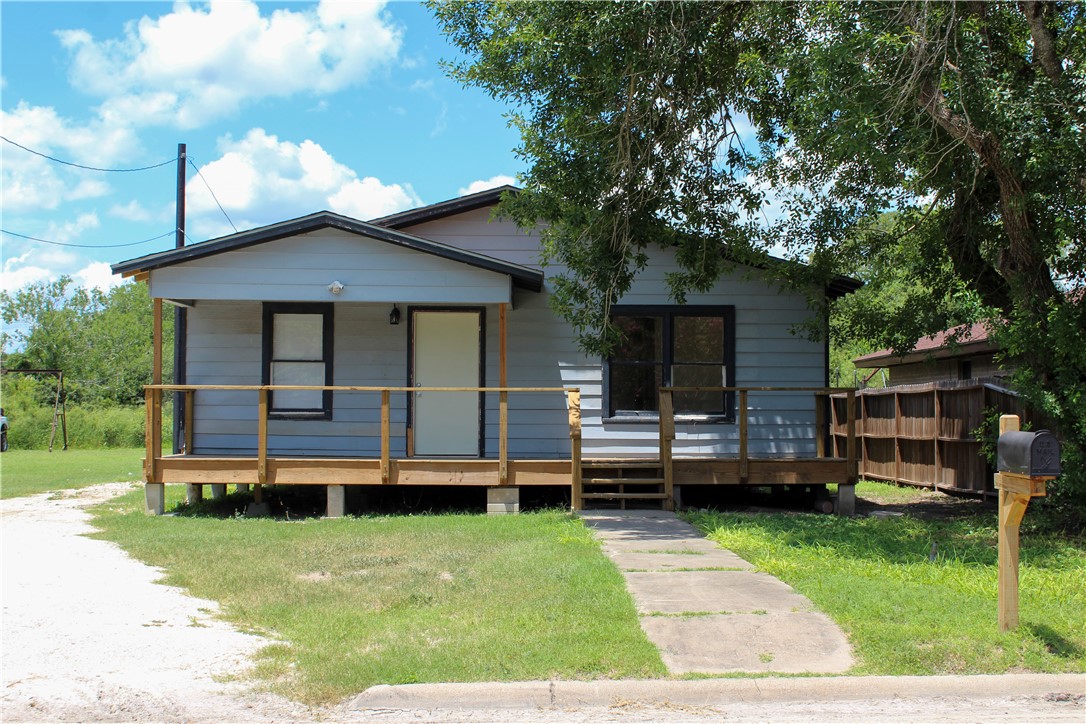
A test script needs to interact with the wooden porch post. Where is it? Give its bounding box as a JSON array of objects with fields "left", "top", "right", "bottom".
[
  {"left": 144, "top": 296, "right": 164, "bottom": 514},
  {"left": 257, "top": 387, "right": 268, "bottom": 492},
  {"left": 738, "top": 389, "right": 749, "bottom": 482},
  {"left": 149, "top": 298, "right": 163, "bottom": 483},
  {"left": 659, "top": 389, "right": 675, "bottom": 511},
  {"left": 381, "top": 389, "right": 391, "bottom": 483},
  {"left": 499, "top": 303, "right": 508, "bottom": 484},
  {"left": 184, "top": 390, "right": 194, "bottom": 453},
  {"left": 568, "top": 389, "right": 582, "bottom": 511}
]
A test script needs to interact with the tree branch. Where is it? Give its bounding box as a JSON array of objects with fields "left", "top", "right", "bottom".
[
  {"left": 1020, "top": 1, "right": 1063, "bottom": 86},
  {"left": 917, "top": 79, "right": 1058, "bottom": 310}
]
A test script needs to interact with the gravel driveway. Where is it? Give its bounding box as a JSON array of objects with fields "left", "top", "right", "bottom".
[{"left": 1, "top": 484, "right": 314, "bottom": 723}]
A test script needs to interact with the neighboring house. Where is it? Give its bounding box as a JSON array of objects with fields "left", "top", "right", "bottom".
[
  {"left": 112, "top": 186, "right": 862, "bottom": 515},
  {"left": 852, "top": 322, "right": 1008, "bottom": 385}
]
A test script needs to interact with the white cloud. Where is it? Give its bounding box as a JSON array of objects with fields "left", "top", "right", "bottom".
[
  {"left": 109, "top": 200, "right": 154, "bottom": 222},
  {"left": 0, "top": 104, "right": 134, "bottom": 214},
  {"left": 459, "top": 175, "right": 518, "bottom": 196},
  {"left": 1, "top": 252, "right": 55, "bottom": 293},
  {"left": 185, "top": 129, "right": 421, "bottom": 238},
  {"left": 45, "top": 213, "right": 100, "bottom": 243},
  {"left": 74, "top": 261, "right": 123, "bottom": 293},
  {"left": 1, "top": 247, "right": 79, "bottom": 294},
  {"left": 58, "top": 0, "right": 402, "bottom": 129}
]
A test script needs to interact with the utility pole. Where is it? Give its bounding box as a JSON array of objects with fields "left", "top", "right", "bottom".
[{"left": 173, "top": 143, "right": 187, "bottom": 453}]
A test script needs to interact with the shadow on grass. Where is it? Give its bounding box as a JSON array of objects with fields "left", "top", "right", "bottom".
[
  {"left": 685, "top": 508, "right": 1076, "bottom": 571},
  {"left": 1028, "top": 623, "right": 1085, "bottom": 659},
  {"left": 171, "top": 484, "right": 573, "bottom": 520}
]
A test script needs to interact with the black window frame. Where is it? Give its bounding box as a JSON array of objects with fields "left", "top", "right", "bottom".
[
  {"left": 261, "top": 302, "right": 334, "bottom": 419},
  {"left": 603, "top": 305, "right": 736, "bottom": 424}
]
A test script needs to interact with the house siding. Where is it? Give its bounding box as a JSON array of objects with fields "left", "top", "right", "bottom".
[
  {"left": 150, "top": 229, "right": 512, "bottom": 304},
  {"left": 181, "top": 205, "right": 825, "bottom": 460}
]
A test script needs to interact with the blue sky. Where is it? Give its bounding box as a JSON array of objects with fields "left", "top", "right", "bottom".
[{"left": 1, "top": 1, "right": 525, "bottom": 294}]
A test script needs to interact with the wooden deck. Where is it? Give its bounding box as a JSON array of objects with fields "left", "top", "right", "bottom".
[{"left": 141, "top": 384, "right": 858, "bottom": 513}]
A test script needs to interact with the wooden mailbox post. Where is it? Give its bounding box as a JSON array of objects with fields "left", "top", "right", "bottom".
[{"left": 994, "top": 415, "right": 1059, "bottom": 632}]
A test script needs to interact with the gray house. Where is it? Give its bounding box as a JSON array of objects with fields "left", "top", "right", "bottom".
[{"left": 113, "top": 186, "right": 862, "bottom": 515}]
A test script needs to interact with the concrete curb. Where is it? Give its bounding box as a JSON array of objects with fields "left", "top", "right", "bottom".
[{"left": 350, "top": 673, "right": 1085, "bottom": 711}]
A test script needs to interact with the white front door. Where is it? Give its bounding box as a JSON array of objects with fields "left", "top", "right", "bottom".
[{"left": 412, "top": 310, "right": 482, "bottom": 456}]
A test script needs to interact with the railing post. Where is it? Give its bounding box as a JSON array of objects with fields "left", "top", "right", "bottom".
[
  {"left": 499, "top": 390, "right": 509, "bottom": 484},
  {"left": 381, "top": 389, "right": 391, "bottom": 483},
  {"left": 739, "top": 389, "right": 749, "bottom": 482},
  {"left": 568, "top": 389, "right": 582, "bottom": 511},
  {"left": 815, "top": 391, "right": 826, "bottom": 458},
  {"left": 257, "top": 387, "right": 268, "bottom": 485},
  {"left": 659, "top": 389, "right": 675, "bottom": 511},
  {"left": 144, "top": 388, "right": 155, "bottom": 482},
  {"left": 184, "top": 390, "right": 194, "bottom": 454},
  {"left": 846, "top": 389, "right": 858, "bottom": 484}
]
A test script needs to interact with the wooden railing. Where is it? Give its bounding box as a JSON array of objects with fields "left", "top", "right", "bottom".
[
  {"left": 658, "top": 386, "right": 858, "bottom": 491},
  {"left": 143, "top": 384, "right": 581, "bottom": 487}
]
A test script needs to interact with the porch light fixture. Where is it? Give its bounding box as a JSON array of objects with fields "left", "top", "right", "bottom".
[
  {"left": 328, "top": 281, "right": 345, "bottom": 295},
  {"left": 389, "top": 305, "right": 401, "bottom": 325}
]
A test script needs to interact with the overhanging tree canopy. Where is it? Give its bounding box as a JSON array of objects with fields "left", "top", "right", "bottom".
[{"left": 433, "top": 0, "right": 1085, "bottom": 521}]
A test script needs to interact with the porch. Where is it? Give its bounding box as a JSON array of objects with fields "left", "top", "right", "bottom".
[{"left": 140, "top": 382, "right": 859, "bottom": 515}]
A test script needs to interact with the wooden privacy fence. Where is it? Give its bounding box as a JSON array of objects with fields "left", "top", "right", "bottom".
[{"left": 830, "top": 380, "right": 1026, "bottom": 495}]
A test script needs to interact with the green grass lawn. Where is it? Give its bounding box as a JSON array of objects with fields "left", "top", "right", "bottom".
[
  {"left": 685, "top": 483, "right": 1086, "bottom": 676},
  {"left": 90, "top": 489, "right": 665, "bottom": 704},
  {"left": 9, "top": 453, "right": 1083, "bottom": 703},
  {"left": 0, "top": 448, "right": 144, "bottom": 499}
]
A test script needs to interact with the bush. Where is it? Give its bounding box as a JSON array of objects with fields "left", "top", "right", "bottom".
[{"left": 1, "top": 377, "right": 172, "bottom": 450}]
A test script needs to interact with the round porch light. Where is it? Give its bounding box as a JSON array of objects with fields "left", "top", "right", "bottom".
[{"left": 328, "top": 281, "right": 344, "bottom": 295}]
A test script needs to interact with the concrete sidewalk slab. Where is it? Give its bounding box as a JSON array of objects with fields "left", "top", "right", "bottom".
[
  {"left": 641, "top": 611, "right": 854, "bottom": 673},
  {"left": 625, "top": 570, "right": 812, "bottom": 614},
  {"left": 580, "top": 509, "right": 853, "bottom": 674},
  {"left": 607, "top": 548, "right": 753, "bottom": 572}
]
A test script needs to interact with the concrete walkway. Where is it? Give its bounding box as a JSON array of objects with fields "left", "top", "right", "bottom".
[{"left": 579, "top": 510, "right": 854, "bottom": 675}]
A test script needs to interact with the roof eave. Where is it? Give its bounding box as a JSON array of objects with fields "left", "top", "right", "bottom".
[
  {"left": 111, "top": 210, "right": 543, "bottom": 292},
  {"left": 370, "top": 185, "right": 520, "bottom": 229}
]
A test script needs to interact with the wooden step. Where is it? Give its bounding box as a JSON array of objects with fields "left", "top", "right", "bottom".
[
  {"left": 584, "top": 477, "right": 665, "bottom": 486},
  {"left": 582, "top": 492, "right": 669, "bottom": 500}
]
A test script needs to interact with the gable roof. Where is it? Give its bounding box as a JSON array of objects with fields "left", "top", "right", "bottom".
[
  {"left": 111, "top": 209, "right": 544, "bottom": 292},
  {"left": 370, "top": 184, "right": 862, "bottom": 299},
  {"left": 853, "top": 322, "right": 996, "bottom": 368},
  {"left": 370, "top": 185, "right": 517, "bottom": 229}
]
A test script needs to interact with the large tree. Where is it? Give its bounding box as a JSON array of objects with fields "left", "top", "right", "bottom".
[
  {"left": 433, "top": 1, "right": 1085, "bottom": 521},
  {"left": 2, "top": 278, "right": 170, "bottom": 406}
]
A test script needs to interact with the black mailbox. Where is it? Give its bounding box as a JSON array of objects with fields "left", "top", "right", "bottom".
[{"left": 997, "top": 430, "right": 1061, "bottom": 477}]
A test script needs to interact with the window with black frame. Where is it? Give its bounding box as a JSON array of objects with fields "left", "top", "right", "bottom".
[
  {"left": 607, "top": 306, "right": 735, "bottom": 420},
  {"left": 262, "top": 303, "right": 333, "bottom": 418}
]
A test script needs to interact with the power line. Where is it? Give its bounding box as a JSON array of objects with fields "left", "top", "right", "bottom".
[
  {"left": 188, "top": 157, "right": 238, "bottom": 233},
  {"left": 0, "top": 228, "right": 176, "bottom": 249},
  {"left": 1, "top": 136, "right": 177, "bottom": 173}
]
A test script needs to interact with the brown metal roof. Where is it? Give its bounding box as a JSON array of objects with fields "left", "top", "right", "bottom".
[{"left": 853, "top": 322, "right": 997, "bottom": 368}]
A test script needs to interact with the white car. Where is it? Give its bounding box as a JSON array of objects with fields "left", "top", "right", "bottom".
[{"left": 1, "top": 408, "right": 8, "bottom": 452}]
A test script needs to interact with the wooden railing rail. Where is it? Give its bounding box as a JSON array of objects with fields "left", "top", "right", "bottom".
[
  {"left": 142, "top": 385, "right": 580, "bottom": 492},
  {"left": 658, "top": 386, "right": 858, "bottom": 488}
]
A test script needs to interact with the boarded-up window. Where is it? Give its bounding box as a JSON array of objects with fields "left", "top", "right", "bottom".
[
  {"left": 608, "top": 306, "right": 734, "bottom": 419},
  {"left": 262, "top": 304, "right": 333, "bottom": 417}
]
